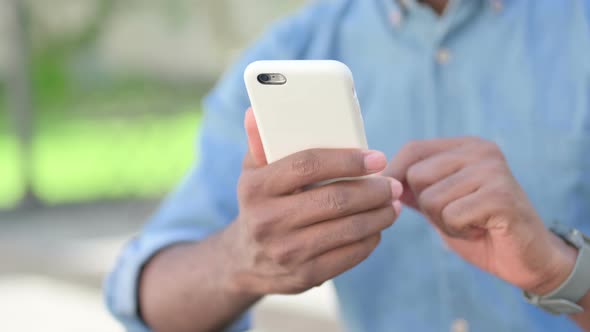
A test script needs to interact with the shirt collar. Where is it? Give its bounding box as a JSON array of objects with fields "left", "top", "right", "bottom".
[
  {"left": 380, "top": 0, "right": 505, "bottom": 31},
  {"left": 386, "top": 0, "right": 504, "bottom": 18}
]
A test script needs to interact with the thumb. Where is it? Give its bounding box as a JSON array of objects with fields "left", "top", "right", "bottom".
[{"left": 243, "top": 107, "right": 268, "bottom": 168}]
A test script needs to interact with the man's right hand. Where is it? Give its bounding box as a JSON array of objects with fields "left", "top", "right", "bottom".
[{"left": 221, "top": 109, "right": 403, "bottom": 296}]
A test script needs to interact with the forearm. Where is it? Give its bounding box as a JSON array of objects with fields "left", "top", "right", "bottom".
[{"left": 139, "top": 225, "right": 260, "bottom": 332}]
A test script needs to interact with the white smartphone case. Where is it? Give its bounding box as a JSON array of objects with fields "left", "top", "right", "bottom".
[{"left": 244, "top": 60, "right": 368, "bottom": 163}]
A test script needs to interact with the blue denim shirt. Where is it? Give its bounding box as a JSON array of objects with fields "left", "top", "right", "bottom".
[{"left": 105, "top": 0, "right": 590, "bottom": 331}]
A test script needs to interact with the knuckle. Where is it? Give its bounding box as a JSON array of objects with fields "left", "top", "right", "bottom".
[
  {"left": 403, "top": 140, "right": 424, "bottom": 156},
  {"left": 406, "top": 164, "right": 427, "bottom": 187},
  {"left": 320, "top": 214, "right": 373, "bottom": 248},
  {"left": 488, "top": 183, "right": 516, "bottom": 205},
  {"left": 419, "top": 190, "right": 443, "bottom": 218},
  {"left": 441, "top": 203, "right": 477, "bottom": 237},
  {"left": 441, "top": 215, "right": 467, "bottom": 237},
  {"left": 322, "top": 215, "right": 367, "bottom": 245},
  {"left": 406, "top": 165, "right": 419, "bottom": 184},
  {"left": 441, "top": 202, "right": 463, "bottom": 225},
  {"left": 377, "top": 207, "right": 396, "bottom": 228},
  {"left": 312, "top": 189, "right": 350, "bottom": 214},
  {"left": 249, "top": 222, "right": 269, "bottom": 243},
  {"left": 479, "top": 140, "right": 505, "bottom": 160},
  {"left": 346, "top": 214, "right": 370, "bottom": 237},
  {"left": 358, "top": 236, "right": 380, "bottom": 259},
  {"left": 374, "top": 177, "right": 394, "bottom": 202},
  {"left": 488, "top": 213, "right": 513, "bottom": 235},
  {"left": 399, "top": 140, "right": 426, "bottom": 163},
  {"left": 268, "top": 241, "right": 298, "bottom": 267},
  {"left": 291, "top": 150, "right": 322, "bottom": 178},
  {"left": 370, "top": 233, "right": 382, "bottom": 249},
  {"left": 347, "top": 150, "right": 367, "bottom": 172},
  {"left": 354, "top": 249, "right": 372, "bottom": 264},
  {"left": 317, "top": 223, "right": 346, "bottom": 245},
  {"left": 484, "top": 174, "right": 512, "bottom": 193},
  {"left": 249, "top": 210, "right": 279, "bottom": 243}
]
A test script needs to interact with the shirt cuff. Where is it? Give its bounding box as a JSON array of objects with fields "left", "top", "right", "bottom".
[{"left": 104, "top": 228, "right": 252, "bottom": 332}]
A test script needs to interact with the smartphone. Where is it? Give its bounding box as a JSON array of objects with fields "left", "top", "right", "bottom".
[{"left": 244, "top": 60, "right": 368, "bottom": 164}]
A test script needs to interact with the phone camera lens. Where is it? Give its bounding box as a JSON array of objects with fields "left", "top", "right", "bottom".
[{"left": 258, "top": 74, "right": 271, "bottom": 83}]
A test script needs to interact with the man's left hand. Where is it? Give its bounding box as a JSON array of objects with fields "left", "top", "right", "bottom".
[{"left": 384, "top": 137, "right": 577, "bottom": 295}]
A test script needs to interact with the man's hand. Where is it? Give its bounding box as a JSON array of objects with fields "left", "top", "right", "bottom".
[
  {"left": 383, "top": 137, "right": 577, "bottom": 295},
  {"left": 138, "top": 109, "right": 402, "bottom": 332},
  {"left": 221, "top": 109, "right": 403, "bottom": 296}
]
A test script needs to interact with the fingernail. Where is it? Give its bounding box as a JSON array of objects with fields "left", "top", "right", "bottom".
[
  {"left": 393, "top": 200, "right": 402, "bottom": 215},
  {"left": 389, "top": 179, "right": 403, "bottom": 199},
  {"left": 363, "top": 151, "right": 387, "bottom": 172}
]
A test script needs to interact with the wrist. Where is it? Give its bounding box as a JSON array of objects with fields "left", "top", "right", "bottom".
[
  {"left": 217, "top": 221, "right": 265, "bottom": 299},
  {"left": 526, "top": 231, "right": 578, "bottom": 295}
]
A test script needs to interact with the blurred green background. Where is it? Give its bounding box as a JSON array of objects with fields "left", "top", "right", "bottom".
[
  {"left": 0, "top": 80, "right": 202, "bottom": 208},
  {"left": 0, "top": 0, "right": 301, "bottom": 209}
]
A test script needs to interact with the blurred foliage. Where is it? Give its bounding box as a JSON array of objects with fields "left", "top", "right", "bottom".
[
  {"left": 0, "top": 56, "right": 207, "bottom": 208},
  {"left": 0, "top": 97, "right": 202, "bottom": 209},
  {"left": 3, "top": 0, "right": 304, "bottom": 209},
  {"left": 1, "top": 0, "right": 212, "bottom": 209},
  {"left": 34, "top": 111, "right": 200, "bottom": 205}
]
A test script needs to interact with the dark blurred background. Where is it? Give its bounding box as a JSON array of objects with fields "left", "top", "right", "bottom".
[{"left": 0, "top": 0, "right": 342, "bottom": 331}]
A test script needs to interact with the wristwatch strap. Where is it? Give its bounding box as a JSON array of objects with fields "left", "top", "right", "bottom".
[{"left": 524, "top": 226, "right": 590, "bottom": 315}]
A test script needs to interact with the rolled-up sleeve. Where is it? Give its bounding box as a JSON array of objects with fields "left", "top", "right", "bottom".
[{"left": 103, "top": 2, "right": 342, "bottom": 331}]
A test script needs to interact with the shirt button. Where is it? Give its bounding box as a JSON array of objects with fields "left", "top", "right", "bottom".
[
  {"left": 389, "top": 10, "right": 403, "bottom": 27},
  {"left": 451, "top": 318, "right": 469, "bottom": 332},
  {"left": 436, "top": 48, "right": 452, "bottom": 64}
]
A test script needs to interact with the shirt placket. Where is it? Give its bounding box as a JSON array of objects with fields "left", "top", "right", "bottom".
[
  {"left": 389, "top": 1, "right": 495, "bottom": 330},
  {"left": 429, "top": 2, "right": 507, "bottom": 331}
]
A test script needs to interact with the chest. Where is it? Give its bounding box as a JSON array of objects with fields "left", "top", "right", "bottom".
[{"left": 339, "top": 4, "right": 590, "bottom": 225}]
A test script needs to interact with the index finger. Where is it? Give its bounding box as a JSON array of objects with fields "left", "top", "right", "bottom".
[
  {"left": 243, "top": 107, "right": 268, "bottom": 169},
  {"left": 261, "top": 148, "right": 387, "bottom": 195},
  {"left": 383, "top": 138, "right": 468, "bottom": 182}
]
